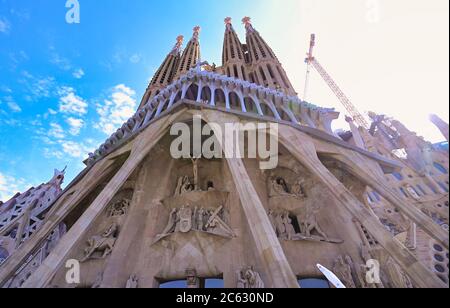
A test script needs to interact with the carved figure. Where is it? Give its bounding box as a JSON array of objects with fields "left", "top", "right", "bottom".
[
  {"left": 291, "top": 179, "right": 306, "bottom": 198},
  {"left": 237, "top": 266, "right": 265, "bottom": 288},
  {"left": 158, "top": 208, "right": 179, "bottom": 237},
  {"left": 301, "top": 204, "right": 329, "bottom": 240},
  {"left": 81, "top": 223, "right": 118, "bottom": 262},
  {"left": 205, "top": 206, "right": 235, "bottom": 237},
  {"left": 177, "top": 206, "right": 193, "bottom": 233},
  {"left": 333, "top": 256, "right": 356, "bottom": 288},
  {"left": 282, "top": 211, "right": 297, "bottom": 240},
  {"left": 108, "top": 199, "right": 130, "bottom": 217},
  {"left": 126, "top": 275, "right": 139, "bottom": 289}
]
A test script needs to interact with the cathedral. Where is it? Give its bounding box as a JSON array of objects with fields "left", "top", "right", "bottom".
[{"left": 0, "top": 17, "right": 448, "bottom": 288}]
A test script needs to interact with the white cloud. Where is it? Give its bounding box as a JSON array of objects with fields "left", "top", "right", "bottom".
[
  {"left": 66, "top": 117, "right": 84, "bottom": 136},
  {"left": 3, "top": 96, "right": 21, "bottom": 113},
  {"left": 49, "top": 46, "right": 72, "bottom": 71},
  {"left": 0, "top": 173, "right": 29, "bottom": 202},
  {"left": 20, "top": 71, "right": 55, "bottom": 101},
  {"left": 48, "top": 123, "right": 65, "bottom": 139},
  {"left": 7, "top": 101, "right": 21, "bottom": 113},
  {"left": 59, "top": 140, "right": 96, "bottom": 159},
  {"left": 72, "top": 68, "right": 85, "bottom": 79},
  {"left": 95, "top": 84, "right": 136, "bottom": 135},
  {"left": 0, "top": 17, "right": 10, "bottom": 34},
  {"left": 43, "top": 148, "right": 64, "bottom": 160},
  {"left": 48, "top": 108, "right": 58, "bottom": 115},
  {"left": 129, "top": 53, "right": 142, "bottom": 64},
  {"left": 58, "top": 87, "right": 88, "bottom": 115},
  {"left": 0, "top": 85, "right": 12, "bottom": 93}
]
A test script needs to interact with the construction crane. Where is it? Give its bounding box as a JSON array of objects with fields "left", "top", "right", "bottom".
[{"left": 303, "top": 34, "right": 370, "bottom": 129}]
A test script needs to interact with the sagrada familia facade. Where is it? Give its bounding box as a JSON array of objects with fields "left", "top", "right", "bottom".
[{"left": 0, "top": 17, "right": 449, "bottom": 288}]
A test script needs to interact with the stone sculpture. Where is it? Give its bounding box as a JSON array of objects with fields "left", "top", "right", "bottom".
[
  {"left": 81, "top": 222, "right": 118, "bottom": 262},
  {"left": 108, "top": 199, "right": 130, "bottom": 217},
  {"left": 126, "top": 275, "right": 139, "bottom": 289},
  {"left": 237, "top": 266, "right": 265, "bottom": 288},
  {"left": 333, "top": 255, "right": 356, "bottom": 288}
]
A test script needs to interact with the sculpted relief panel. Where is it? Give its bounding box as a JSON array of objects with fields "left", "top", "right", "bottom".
[
  {"left": 155, "top": 205, "right": 235, "bottom": 243},
  {"left": 267, "top": 173, "right": 343, "bottom": 244}
]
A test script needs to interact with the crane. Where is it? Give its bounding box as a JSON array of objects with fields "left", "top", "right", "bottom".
[{"left": 303, "top": 34, "right": 370, "bottom": 129}]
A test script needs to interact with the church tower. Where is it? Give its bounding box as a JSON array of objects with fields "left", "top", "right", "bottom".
[
  {"left": 242, "top": 17, "right": 296, "bottom": 96},
  {"left": 139, "top": 36, "right": 184, "bottom": 109},
  {"left": 222, "top": 17, "right": 248, "bottom": 81},
  {"left": 174, "top": 26, "right": 202, "bottom": 80}
]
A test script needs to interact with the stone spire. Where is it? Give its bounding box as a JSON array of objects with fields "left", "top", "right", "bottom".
[
  {"left": 430, "top": 114, "right": 449, "bottom": 142},
  {"left": 139, "top": 35, "right": 185, "bottom": 109},
  {"left": 174, "top": 26, "right": 202, "bottom": 80},
  {"left": 242, "top": 17, "right": 296, "bottom": 95},
  {"left": 0, "top": 169, "right": 65, "bottom": 261},
  {"left": 222, "top": 17, "right": 248, "bottom": 81}
]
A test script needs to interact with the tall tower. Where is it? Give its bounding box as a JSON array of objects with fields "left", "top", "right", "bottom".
[
  {"left": 243, "top": 17, "right": 296, "bottom": 96},
  {"left": 174, "top": 26, "right": 202, "bottom": 80},
  {"left": 139, "top": 36, "right": 184, "bottom": 109},
  {"left": 222, "top": 17, "right": 248, "bottom": 81},
  {"left": 430, "top": 114, "right": 449, "bottom": 142}
]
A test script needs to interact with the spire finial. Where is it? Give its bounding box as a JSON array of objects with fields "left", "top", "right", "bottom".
[
  {"left": 242, "top": 16, "right": 252, "bottom": 26},
  {"left": 193, "top": 26, "right": 201, "bottom": 40},
  {"left": 225, "top": 17, "right": 232, "bottom": 25},
  {"left": 171, "top": 35, "right": 184, "bottom": 54},
  {"left": 242, "top": 17, "right": 254, "bottom": 32},
  {"left": 175, "top": 35, "right": 184, "bottom": 48}
]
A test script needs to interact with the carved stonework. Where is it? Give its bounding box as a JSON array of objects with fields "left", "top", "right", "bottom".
[
  {"left": 126, "top": 275, "right": 139, "bottom": 289},
  {"left": 155, "top": 205, "right": 235, "bottom": 243},
  {"left": 269, "top": 176, "right": 306, "bottom": 200},
  {"left": 186, "top": 268, "right": 200, "bottom": 288},
  {"left": 333, "top": 255, "right": 357, "bottom": 288},
  {"left": 268, "top": 208, "right": 343, "bottom": 244},
  {"left": 175, "top": 176, "right": 194, "bottom": 196},
  {"left": 81, "top": 222, "right": 118, "bottom": 262},
  {"left": 91, "top": 273, "right": 103, "bottom": 288},
  {"left": 237, "top": 266, "right": 264, "bottom": 288},
  {"left": 108, "top": 199, "right": 130, "bottom": 217}
]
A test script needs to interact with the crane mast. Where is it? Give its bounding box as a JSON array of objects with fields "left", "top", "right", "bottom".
[{"left": 304, "top": 34, "right": 369, "bottom": 129}]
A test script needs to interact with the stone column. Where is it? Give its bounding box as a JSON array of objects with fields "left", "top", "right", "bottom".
[{"left": 202, "top": 110, "right": 299, "bottom": 288}]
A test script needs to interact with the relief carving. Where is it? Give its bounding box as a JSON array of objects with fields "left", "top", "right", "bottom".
[
  {"left": 155, "top": 205, "right": 235, "bottom": 243},
  {"left": 126, "top": 275, "right": 139, "bottom": 289},
  {"left": 332, "top": 255, "right": 357, "bottom": 288},
  {"left": 108, "top": 199, "right": 130, "bottom": 217},
  {"left": 269, "top": 176, "right": 306, "bottom": 199},
  {"left": 268, "top": 207, "right": 342, "bottom": 244},
  {"left": 237, "top": 266, "right": 265, "bottom": 288},
  {"left": 81, "top": 222, "right": 118, "bottom": 262}
]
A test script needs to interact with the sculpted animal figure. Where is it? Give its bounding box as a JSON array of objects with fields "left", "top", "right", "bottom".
[{"left": 81, "top": 223, "right": 118, "bottom": 262}]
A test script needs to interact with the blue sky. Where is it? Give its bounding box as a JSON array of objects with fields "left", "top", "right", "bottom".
[{"left": 0, "top": 0, "right": 448, "bottom": 201}]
